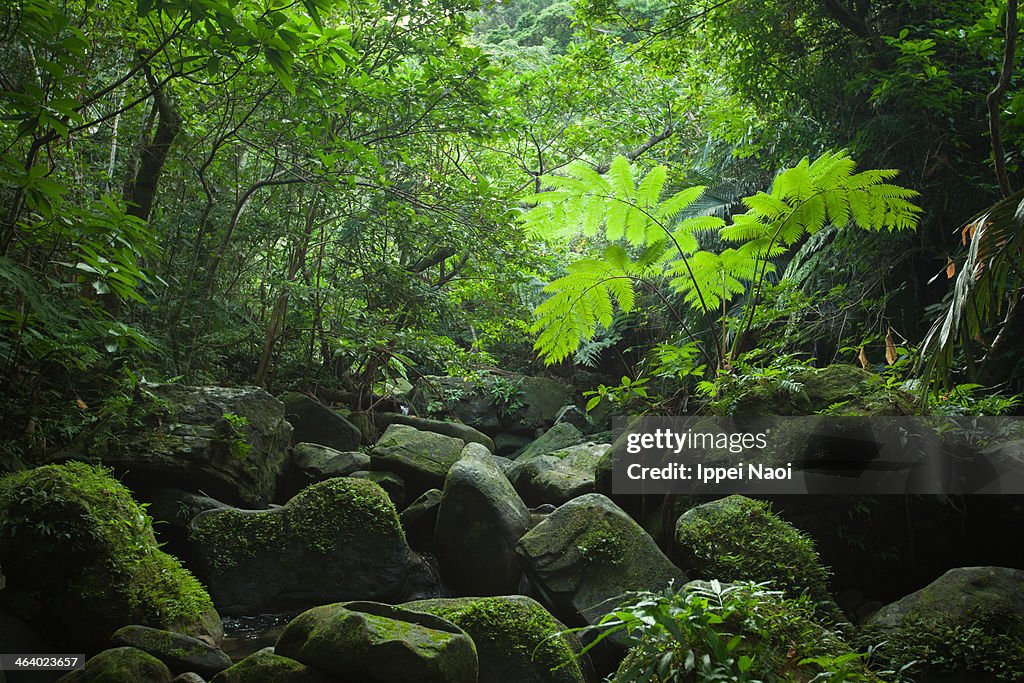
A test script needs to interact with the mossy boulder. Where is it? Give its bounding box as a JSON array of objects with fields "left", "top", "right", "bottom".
[
  {"left": 412, "top": 374, "right": 574, "bottom": 437},
  {"left": 278, "top": 442, "right": 370, "bottom": 499},
  {"left": 515, "top": 423, "right": 586, "bottom": 462},
  {"left": 516, "top": 493, "right": 685, "bottom": 628},
  {"left": 862, "top": 566, "right": 1024, "bottom": 681},
  {"left": 56, "top": 647, "right": 173, "bottom": 683},
  {"left": 404, "top": 595, "right": 588, "bottom": 683},
  {"left": 710, "top": 363, "right": 914, "bottom": 416},
  {"left": 435, "top": 446, "right": 531, "bottom": 595},
  {"left": 0, "top": 462, "right": 220, "bottom": 646},
  {"left": 371, "top": 424, "right": 465, "bottom": 497},
  {"left": 349, "top": 469, "right": 407, "bottom": 508},
  {"left": 111, "top": 625, "right": 232, "bottom": 678},
  {"left": 377, "top": 412, "right": 496, "bottom": 452},
  {"left": 275, "top": 601, "right": 478, "bottom": 683},
  {"left": 189, "top": 477, "right": 412, "bottom": 614},
  {"left": 511, "top": 443, "right": 609, "bottom": 507},
  {"left": 210, "top": 647, "right": 328, "bottom": 683},
  {"left": 280, "top": 392, "right": 361, "bottom": 451},
  {"left": 674, "top": 495, "right": 843, "bottom": 623},
  {"left": 60, "top": 383, "right": 292, "bottom": 507}
]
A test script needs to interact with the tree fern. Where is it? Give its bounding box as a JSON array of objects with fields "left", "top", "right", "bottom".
[{"left": 523, "top": 150, "right": 920, "bottom": 365}]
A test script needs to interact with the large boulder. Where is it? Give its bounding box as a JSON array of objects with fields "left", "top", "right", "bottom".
[
  {"left": 56, "top": 647, "right": 173, "bottom": 683},
  {"left": 400, "top": 488, "right": 443, "bottom": 550},
  {"left": 377, "top": 412, "right": 496, "bottom": 452},
  {"left": 279, "top": 443, "right": 370, "bottom": 499},
  {"left": 674, "top": 495, "right": 842, "bottom": 623},
  {"left": 275, "top": 601, "right": 478, "bottom": 683},
  {"left": 516, "top": 493, "right": 685, "bottom": 627},
  {"left": 0, "top": 462, "right": 220, "bottom": 647},
  {"left": 62, "top": 383, "right": 292, "bottom": 507},
  {"left": 371, "top": 424, "right": 465, "bottom": 497},
  {"left": 412, "top": 374, "right": 574, "bottom": 437},
  {"left": 210, "top": 648, "right": 328, "bottom": 683},
  {"left": 111, "top": 625, "right": 232, "bottom": 678},
  {"left": 511, "top": 443, "right": 609, "bottom": 507},
  {"left": 404, "top": 596, "right": 588, "bottom": 683},
  {"left": 435, "top": 445, "right": 531, "bottom": 595},
  {"left": 515, "top": 423, "right": 586, "bottom": 462},
  {"left": 863, "top": 566, "right": 1024, "bottom": 681},
  {"left": 280, "top": 392, "right": 361, "bottom": 451},
  {"left": 189, "top": 477, "right": 413, "bottom": 614}
]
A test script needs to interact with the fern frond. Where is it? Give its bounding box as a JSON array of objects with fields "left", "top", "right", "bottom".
[{"left": 637, "top": 165, "right": 668, "bottom": 208}]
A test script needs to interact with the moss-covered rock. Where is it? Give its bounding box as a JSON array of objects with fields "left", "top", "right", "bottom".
[
  {"left": 674, "top": 495, "right": 844, "bottom": 623},
  {"left": 0, "top": 462, "right": 220, "bottom": 646},
  {"left": 64, "top": 383, "right": 292, "bottom": 507},
  {"left": 377, "top": 412, "right": 497, "bottom": 452},
  {"left": 709, "top": 364, "right": 914, "bottom": 416},
  {"left": 435, "top": 448, "right": 531, "bottom": 595},
  {"left": 57, "top": 647, "right": 173, "bottom": 683},
  {"left": 861, "top": 566, "right": 1024, "bottom": 681},
  {"left": 371, "top": 424, "right": 465, "bottom": 497},
  {"left": 404, "top": 595, "right": 588, "bottom": 683},
  {"left": 111, "top": 625, "right": 232, "bottom": 678},
  {"left": 209, "top": 647, "right": 328, "bottom": 683},
  {"left": 516, "top": 493, "right": 685, "bottom": 628},
  {"left": 278, "top": 442, "right": 370, "bottom": 499},
  {"left": 189, "top": 477, "right": 412, "bottom": 614},
  {"left": 516, "top": 423, "right": 586, "bottom": 463},
  {"left": 400, "top": 487, "right": 443, "bottom": 550},
  {"left": 275, "top": 601, "right": 478, "bottom": 683},
  {"left": 348, "top": 469, "right": 406, "bottom": 508},
  {"left": 511, "top": 443, "right": 609, "bottom": 507}
]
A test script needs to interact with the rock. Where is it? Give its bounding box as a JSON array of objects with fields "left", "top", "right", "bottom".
[
  {"left": 377, "top": 412, "right": 496, "bottom": 452},
  {"left": 371, "top": 424, "right": 465, "bottom": 497},
  {"left": 863, "top": 566, "right": 1024, "bottom": 681},
  {"left": 62, "top": 383, "right": 291, "bottom": 507},
  {"left": 189, "top": 477, "right": 412, "bottom": 615},
  {"left": 210, "top": 648, "right": 327, "bottom": 683},
  {"left": 674, "top": 495, "right": 842, "bottom": 623},
  {"left": 488, "top": 454, "right": 515, "bottom": 476},
  {"left": 0, "top": 462, "right": 220, "bottom": 647},
  {"left": 515, "top": 423, "right": 586, "bottom": 462},
  {"left": 400, "top": 488, "right": 443, "bottom": 550},
  {"left": 279, "top": 443, "right": 370, "bottom": 498},
  {"left": 275, "top": 601, "right": 478, "bottom": 683},
  {"left": 57, "top": 647, "right": 173, "bottom": 683},
  {"left": 512, "top": 443, "right": 609, "bottom": 507},
  {"left": 280, "top": 392, "right": 361, "bottom": 451},
  {"left": 111, "top": 625, "right": 232, "bottom": 678},
  {"left": 412, "top": 374, "right": 574, "bottom": 437},
  {"left": 404, "top": 595, "right": 588, "bottom": 683},
  {"left": 173, "top": 674, "right": 207, "bottom": 683},
  {"left": 516, "top": 493, "right": 685, "bottom": 627},
  {"left": 713, "top": 364, "right": 914, "bottom": 416},
  {"left": 554, "top": 405, "right": 592, "bottom": 432},
  {"left": 348, "top": 470, "right": 406, "bottom": 508},
  {"left": 435, "top": 447, "right": 531, "bottom": 595}
]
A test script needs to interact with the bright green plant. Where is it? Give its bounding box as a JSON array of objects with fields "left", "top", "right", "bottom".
[
  {"left": 557, "top": 580, "right": 880, "bottom": 682},
  {"left": 584, "top": 374, "right": 651, "bottom": 413},
  {"left": 523, "top": 151, "right": 920, "bottom": 369}
]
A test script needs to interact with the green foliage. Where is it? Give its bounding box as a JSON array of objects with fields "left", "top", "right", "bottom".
[
  {"left": 563, "top": 580, "right": 879, "bottom": 683},
  {"left": 524, "top": 151, "right": 920, "bottom": 366},
  {"left": 584, "top": 374, "right": 651, "bottom": 413}
]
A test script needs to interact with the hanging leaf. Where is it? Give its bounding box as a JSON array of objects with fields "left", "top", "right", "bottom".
[
  {"left": 885, "top": 328, "right": 898, "bottom": 365},
  {"left": 946, "top": 256, "right": 956, "bottom": 280},
  {"left": 857, "top": 347, "right": 869, "bottom": 369}
]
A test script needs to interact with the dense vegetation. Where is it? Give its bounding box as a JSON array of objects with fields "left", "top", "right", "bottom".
[{"left": 4, "top": 0, "right": 1024, "bottom": 464}]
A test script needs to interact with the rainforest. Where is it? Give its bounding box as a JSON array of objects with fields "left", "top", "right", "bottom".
[{"left": 2, "top": 0, "right": 1024, "bottom": 681}]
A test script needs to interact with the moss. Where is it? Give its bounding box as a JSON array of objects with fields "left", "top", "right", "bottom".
[
  {"left": 675, "top": 496, "right": 841, "bottom": 623},
  {"left": 0, "top": 462, "right": 215, "bottom": 640},
  {"left": 407, "top": 597, "right": 585, "bottom": 682},
  {"left": 574, "top": 520, "right": 624, "bottom": 566},
  {"left": 190, "top": 477, "right": 403, "bottom": 573}
]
